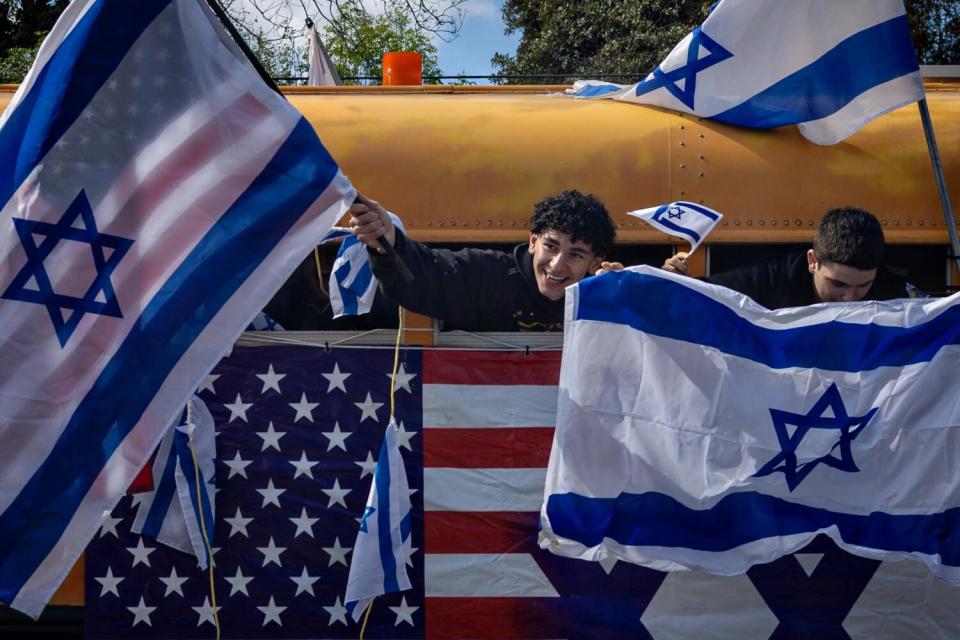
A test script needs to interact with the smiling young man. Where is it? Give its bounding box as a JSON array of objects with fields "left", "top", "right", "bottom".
[
  {"left": 348, "top": 190, "right": 616, "bottom": 331},
  {"left": 663, "top": 207, "right": 910, "bottom": 309}
]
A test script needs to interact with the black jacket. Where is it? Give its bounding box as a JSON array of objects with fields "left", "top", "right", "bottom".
[
  {"left": 369, "top": 231, "right": 565, "bottom": 331},
  {"left": 706, "top": 251, "right": 910, "bottom": 309}
]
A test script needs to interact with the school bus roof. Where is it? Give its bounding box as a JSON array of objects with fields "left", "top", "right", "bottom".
[{"left": 2, "top": 81, "right": 958, "bottom": 245}]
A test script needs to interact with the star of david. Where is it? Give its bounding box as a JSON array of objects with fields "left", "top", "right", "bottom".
[
  {"left": 753, "top": 383, "right": 879, "bottom": 492},
  {"left": 359, "top": 506, "right": 376, "bottom": 533},
  {"left": 666, "top": 205, "right": 684, "bottom": 220},
  {"left": 1, "top": 190, "right": 133, "bottom": 347},
  {"left": 634, "top": 27, "right": 733, "bottom": 109}
]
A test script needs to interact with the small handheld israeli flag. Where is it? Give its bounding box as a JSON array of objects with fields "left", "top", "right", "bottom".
[
  {"left": 131, "top": 395, "right": 216, "bottom": 569},
  {"left": 327, "top": 213, "right": 405, "bottom": 317},
  {"left": 628, "top": 201, "right": 723, "bottom": 253},
  {"left": 344, "top": 417, "right": 413, "bottom": 620}
]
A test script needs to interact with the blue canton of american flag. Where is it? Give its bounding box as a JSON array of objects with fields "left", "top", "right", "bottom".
[{"left": 84, "top": 346, "right": 423, "bottom": 638}]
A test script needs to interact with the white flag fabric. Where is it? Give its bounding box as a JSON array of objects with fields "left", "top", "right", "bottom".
[
  {"left": 628, "top": 201, "right": 723, "bottom": 253},
  {"left": 328, "top": 212, "right": 405, "bottom": 317},
  {"left": 308, "top": 24, "right": 342, "bottom": 86},
  {"left": 569, "top": 0, "right": 924, "bottom": 144},
  {"left": 345, "top": 417, "right": 413, "bottom": 621},
  {"left": 0, "top": 0, "right": 353, "bottom": 616},
  {"left": 131, "top": 395, "right": 216, "bottom": 569},
  {"left": 541, "top": 267, "right": 960, "bottom": 581}
]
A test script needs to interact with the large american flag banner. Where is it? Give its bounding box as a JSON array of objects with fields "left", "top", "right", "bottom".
[{"left": 85, "top": 346, "right": 960, "bottom": 638}]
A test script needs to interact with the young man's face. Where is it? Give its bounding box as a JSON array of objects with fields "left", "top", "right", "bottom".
[
  {"left": 807, "top": 249, "right": 877, "bottom": 302},
  {"left": 528, "top": 229, "right": 602, "bottom": 301}
]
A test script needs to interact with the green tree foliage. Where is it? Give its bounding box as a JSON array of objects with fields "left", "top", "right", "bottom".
[
  {"left": 905, "top": 0, "right": 959, "bottom": 64},
  {"left": 322, "top": 1, "right": 441, "bottom": 83},
  {"left": 0, "top": 40, "right": 41, "bottom": 82},
  {"left": 0, "top": 0, "right": 67, "bottom": 82},
  {"left": 492, "top": 0, "right": 710, "bottom": 82},
  {"left": 493, "top": 0, "right": 958, "bottom": 82},
  {"left": 221, "top": 0, "right": 453, "bottom": 84}
]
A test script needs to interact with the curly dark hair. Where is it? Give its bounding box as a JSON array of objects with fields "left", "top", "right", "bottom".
[
  {"left": 528, "top": 190, "right": 616, "bottom": 257},
  {"left": 813, "top": 207, "right": 885, "bottom": 270}
]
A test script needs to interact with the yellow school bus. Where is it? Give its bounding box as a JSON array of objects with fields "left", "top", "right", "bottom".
[{"left": 0, "top": 74, "right": 958, "bottom": 615}]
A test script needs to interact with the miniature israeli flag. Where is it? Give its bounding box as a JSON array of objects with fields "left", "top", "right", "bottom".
[
  {"left": 542, "top": 267, "right": 960, "bottom": 582},
  {"left": 131, "top": 395, "right": 216, "bottom": 569},
  {"left": 344, "top": 417, "right": 413, "bottom": 620},
  {"left": 328, "top": 213, "right": 405, "bottom": 317},
  {"left": 628, "top": 201, "right": 722, "bottom": 253},
  {"left": 570, "top": 0, "right": 924, "bottom": 144}
]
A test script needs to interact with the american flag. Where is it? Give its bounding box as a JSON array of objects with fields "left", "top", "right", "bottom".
[{"left": 85, "top": 346, "right": 960, "bottom": 638}]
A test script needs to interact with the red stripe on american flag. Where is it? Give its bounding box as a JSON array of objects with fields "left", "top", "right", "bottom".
[
  {"left": 426, "top": 597, "right": 567, "bottom": 639},
  {"left": 425, "top": 511, "right": 539, "bottom": 553},
  {"left": 118, "top": 93, "right": 270, "bottom": 214},
  {"left": 423, "top": 350, "right": 562, "bottom": 385},
  {"left": 423, "top": 427, "right": 554, "bottom": 468}
]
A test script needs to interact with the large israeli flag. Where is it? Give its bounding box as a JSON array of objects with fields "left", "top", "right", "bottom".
[
  {"left": 0, "top": 0, "right": 353, "bottom": 616},
  {"left": 131, "top": 395, "right": 216, "bottom": 569},
  {"left": 345, "top": 417, "right": 413, "bottom": 621},
  {"left": 541, "top": 267, "right": 960, "bottom": 581},
  {"left": 570, "top": 0, "right": 924, "bottom": 144}
]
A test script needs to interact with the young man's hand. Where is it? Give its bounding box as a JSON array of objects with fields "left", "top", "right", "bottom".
[
  {"left": 594, "top": 261, "right": 624, "bottom": 276},
  {"left": 662, "top": 252, "right": 690, "bottom": 275},
  {"left": 349, "top": 193, "right": 395, "bottom": 253}
]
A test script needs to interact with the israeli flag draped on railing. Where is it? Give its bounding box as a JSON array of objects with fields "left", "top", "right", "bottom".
[
  {"left": 628, "top": 201, "right": 723, "bottom": 253},
  {"left": 131, "top": 395, "right": 216, "bottom": 569},
  {"left": 0, "top": 0, "right": 354, "bottom": 616},
  {"left": 345, "top": 417, "right": 413, "bottom": 621},
  {"left": 541, "top": 267, "right": 960, "bottom": 581},
  {"left": 569, "top": 0, "right": 924, "bottom": 145},
  {"left": 328, "top": 213, "right": 405, "bottom": 317}
]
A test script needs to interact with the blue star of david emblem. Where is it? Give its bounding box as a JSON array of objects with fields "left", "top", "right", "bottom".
[
  {"left": 753, "top": 383, "right": 879, "bottom": 491},
  {"left": 666, "top": 205, "right": 684, "bottom": 220},
  {"left": 359, "top": 506, "right": 376, "bottom": 533},
  {"left": 1, "top": 190, "right": 133, "bottom": 347},
  {"left": 634, "top": 27, "right": 733, "bottom": 109}
]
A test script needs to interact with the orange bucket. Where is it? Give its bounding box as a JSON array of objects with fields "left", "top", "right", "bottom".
[{"left": 382, "top": 52, "right": 423, "bottom": 86}]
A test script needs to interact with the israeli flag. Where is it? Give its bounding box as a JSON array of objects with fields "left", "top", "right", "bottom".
[
  {"left": 0, "top": 0, "right": 353, "bottom": 616},
  {"left": 328, "top": 213, "right": 404, "bottom": 317},
  {"left": 131, "top": 395, "right": 216, "bottom": 569},
  {"left": 570, "top": 0, "right": 924, "bottom": 145},
  {"left": 628, "top": 201, "right": 723, "bottom": 253},
  {"left": 345, "top": 417, "right": 413, "bottom": 621},
  {"left": 542, "top": 267, "right": 960, "bottom": 581}
]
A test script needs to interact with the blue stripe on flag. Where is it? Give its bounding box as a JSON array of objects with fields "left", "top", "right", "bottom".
[
  {"left": 0, "top": 117, "right": 338, "bottom": 603},
  {"left": 0, "top": 0, "right": 171, "bottom": 209},
  {"left": 546, "top": 491, "right": 960, "bottom": 565},
  {"left": 174, "top": 431, "right": 214, "bottom": 565},
  {"left": 679, "top": 202, "right": 720, "bottom": 220},
  {"left": 713, "top": 15, "right": 919, "bottom": 129},
  {"left": 140, "top": 442, "right": 180, "bottom": 538},
  {"left": 575, "top": 271, "right": 960, "bottom": 371},
  {"left": 652, "top": 206, "right": 702, "bottom": 243},
  {"left": 375, "top": 433, "right": 399, "bottom": 593}
]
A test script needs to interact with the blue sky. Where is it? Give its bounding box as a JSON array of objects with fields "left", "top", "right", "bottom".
[{"left": 433, "top": 0, "right": 521, "bottom": 80}]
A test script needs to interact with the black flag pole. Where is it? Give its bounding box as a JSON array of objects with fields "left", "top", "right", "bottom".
[
  {"left": 204, "top": 0, "right": 283, "bottom": 96},
  {"left": 917, "top": 97, "right": 960, "bottom": 289},
  {"left": 202, "top": 0, "right": 414, "bottom": 284}
]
